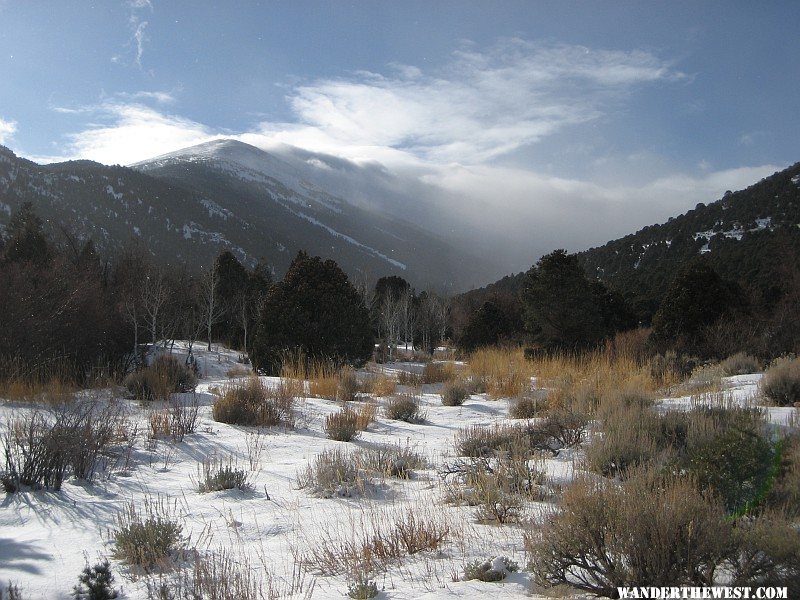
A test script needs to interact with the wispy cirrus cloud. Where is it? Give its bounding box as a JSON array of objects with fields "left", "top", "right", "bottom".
[
  {"left": 262, "top": 38, "right": 685, "bottom": 164},
  {"left": 112, "top": 0, "right": 154, "bottom": 68}
]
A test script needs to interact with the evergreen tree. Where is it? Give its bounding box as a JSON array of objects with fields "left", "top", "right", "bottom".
[
  {"left": 458, "top": 300, "right": 520, "bottom": 352},
  {"left": 651, "top": 257, "right": 742, "bottom": 355},
  {"left": 2, "top": 202, "right": 51, "bottom": 267},
  {"left": 251, "top": 252, "right": 374, "bottom": 373},
  {"left": 522, "top": 249, "right": 608, "bottom": 350}
]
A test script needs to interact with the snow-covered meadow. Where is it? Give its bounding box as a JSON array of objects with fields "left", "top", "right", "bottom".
[{"left": 0, "top": 344, "right": 794, "bottom": 599}]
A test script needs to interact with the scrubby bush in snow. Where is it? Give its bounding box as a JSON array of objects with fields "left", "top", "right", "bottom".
[
  {"left": 440, "top": 380, "right": 469, "bottom": 406},
  {"left": 383, "top": 393, "right": 425, "bottom": 423},
  {"left": 113, "top": 500, "right": 185, "bottom": 571},
  {"left": 197, "top": 456, "right": 250, "bottom": 493},
  {"left": 324, "top": 408, "right": 360, "bottom": 442},
  {"left": 760, "top": 356, "right": 800, "bottom": 406},
  {"left": 212, "top": 377, "right": 294, "bottom": 427},
  {"left": 463, "top": 556, "right": 518, "bottom": 582},
  {"left": 125, "top": 354, "right": 197, "bottom": 402},
  {"left": 720, "top": 352, "right": 761, "bottom": 376}
]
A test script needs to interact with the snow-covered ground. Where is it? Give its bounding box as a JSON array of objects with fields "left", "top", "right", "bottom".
[{"left": 0, "top": 346, "right": 793, "bottom": 599}]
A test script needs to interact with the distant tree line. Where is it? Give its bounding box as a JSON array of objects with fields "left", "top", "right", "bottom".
[
  {"left": 451, "top": 245, "right": 800, "bottom": 360},
  {"left": 0, "top": 203, "right": 454, "bottom": 383}
]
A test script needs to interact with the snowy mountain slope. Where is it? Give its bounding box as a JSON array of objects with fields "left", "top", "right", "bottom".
[{"left": 0, "top": 143, "right": 496, "bottom": 290}]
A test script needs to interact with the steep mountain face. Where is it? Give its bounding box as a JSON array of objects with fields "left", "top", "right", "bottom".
[
  {"left": 453, "top": 161, "right": 800, "bottom": 322},
  {"left": 0, "top": 141, "right": 496, "bottom": 290}
]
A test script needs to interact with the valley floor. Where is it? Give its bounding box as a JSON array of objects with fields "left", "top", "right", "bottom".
[{"left": 0, "top": 344, "right": 793, "bottom": 599}]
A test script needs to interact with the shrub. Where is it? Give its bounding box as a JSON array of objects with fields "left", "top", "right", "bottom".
[
  {"left": 509, "top": 393, "right": 545, "bottom": 419},
  {"left": 463, "top": 557, "right": 519, "bottom": 582},
  {"left": 422, "top": 361, "right": 456, "bottom": 384},
  {"left": 541, "top": 409, "right": 589, "bottom": 448},
  {"left": 761, "top": 357, "right": 800, "bottom": 406},
  {"left": 526, "top": 470, "right": 730, "bottom": 596},
  {"left": 212, "top": 378, "right": 294, "bottom": 427},
  {"left": 454, "top": 423, "right": 551, "bottom": 458},
  {"left": 730, "top": 510, "right": 800, "bottom": 586},
  {"left": 347, "top": 579, "right": 378, "bottom": 599},
  {"left": 325, "top": 408, "right": 360, "bottom": 442},
  {"left": 113, "top": 500, "right": 185, "bottom": 571},
  {"left": 584, "top": 403, "right": 661, "bottom": 478},
  {"left": 2, "top": 402, "right": 126, "bottom": 492},
  {"left": 71, "top": 560, "right": 119, "bottom": 600},
  {"left": 440, "top": 380, "right": 469, "bottom": 406},
  {"left": 396, "top": 370, "right": 423, "bottom": 387},
  {"left": 297, "top": 448, "right": 369, "bottom": 498},
  {"left": 720, "top": 352, "right": 761, "bottom": 376},
  {"left": 356, "top": 443, "right": 427, "bottom": 478},
  {"left": 362, "top": 373, "right": 396, "bottom": 397},
  {"left": 384, "top": 394, "right": 425, "bottom": 423},
  {"left": 125, "top": 355, "right": 197, "bottom": 402},
  {"left": 682, "top": 408, "right": 773, "bottom": 514},
  {"left": 353, "top": 402, "right": 376, "bottom": 431},
  {"left": 336, "top": 367, "right": 360, "bottom": 402},
  {"left": 197, "top": 457, "right": 250, "bottom": 493}
]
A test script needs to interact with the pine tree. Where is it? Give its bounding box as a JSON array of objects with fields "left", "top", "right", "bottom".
[{"left": 251, "top": 252, "right": 374, "bottom": 373}]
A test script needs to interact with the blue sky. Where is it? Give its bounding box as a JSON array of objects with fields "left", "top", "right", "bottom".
[{"left": 1, "top": 1, "right": 798, "bottom": 260}]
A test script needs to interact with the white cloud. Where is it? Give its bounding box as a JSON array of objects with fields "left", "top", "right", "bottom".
[
  {"left": 132, "top": 19, "right": 148, "bottom": 67},
  {"left": 0, "top": 117, "right": 17, "bottom": 144},
  {"left": 60, "top": 102, "right": 216, "bottom": 165},
  {"left": 266, "top": 39, "right": 683, "bottom": 165}
]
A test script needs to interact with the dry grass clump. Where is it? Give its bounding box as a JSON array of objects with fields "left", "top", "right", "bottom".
[
  {"left": 440, "top": 380, "right": 469, "bottom": 406},
  {"left": 125, "top": 354, "right": 197, "bottom": 402},
  {"left": 148, "top": 395, "right": 199, "bottom": 442},
  {"left": 508, "top": 391, "right": 548, "bottom": 419},
  {"left": 197, "top": 456, "right": 250, "bottom": 493},
  {"left": 336, "top": 366, "right": 360, "bottom": 402},
  {"left": 383, "top": 393, "right": 426, "bottom": 423},
  {"left": 304, "top": 506, "right": 450, "bottom": 576},
  {"left": 526, "top": 469, "right": 730, "bottom": 595},
  {"left": 325, "top": 408, "right": 361, "bottom": 442},
  {"left": 682, "top": 363, "right": 725, "bottom": 393},
  {"left": 355, "top": 443, "right": 427, "bottom": 478},
  {"left": 719, "top": 352, "right": 762, "bottom": 376},
  {"left": 144, "top": 550, "right": 274, "bottom": 600},
  {"left": 296, "top": 447, "right": 370, "bottom": 498},
  {"left": 529, "top": 349, "right": 675, "bottom": 413},
  {"left": 360, "top": 372, "right": 396, "bottom": 397},
  {"left": 468, "top": 347, "right": 530, "bottom": 399},
  {"left": 212, "top": 377, "right": 294, "bottom": 428},
  {"left": 113, "top": 498, "right": 186, "bottom": 572},
  {"left": 454, "top": 423, "right": 551, "bottom": 458},
  {"left": 0, "top": 355, "right": 81, "bottom": 404},
  {"left": 396, "top": 370, "right": 423, "bottom": 387},
  {"left": 422, "top": 361, "right": 457, "bottom": 384},
  {"left": 760, "top": 356, "right": 800, "bottom": 406},
  {"left": 353, "top": 402, "right": 377, "bottom": 431}
]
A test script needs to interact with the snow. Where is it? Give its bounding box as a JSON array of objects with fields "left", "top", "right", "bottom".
[
  {"left": 290, "top": 209, "right": 408, "bottom": 270},
  {"left": 1, "top": 349, "right": 792, "bottom": 599}
]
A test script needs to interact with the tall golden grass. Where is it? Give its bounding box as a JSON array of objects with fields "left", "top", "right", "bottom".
[
  {"left": 467, "top": 347, "right": 531, "bottom": 399},
  {"left": 467, "top": 333, "right": 680, "bottom": 409}
]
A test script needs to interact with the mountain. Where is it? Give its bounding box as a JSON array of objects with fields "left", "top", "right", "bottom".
[
  {"left": 453, "top": 161, "right": 800, "bottom": 323},
  {"left": 577, "top": 162, "right": 800, "bottom": 319},
  {"left": 0, "top": 141, "right": 497, "bottom": 290}
]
